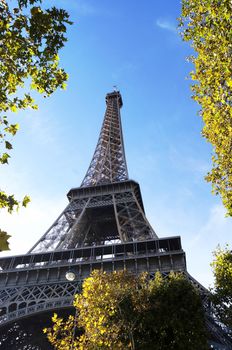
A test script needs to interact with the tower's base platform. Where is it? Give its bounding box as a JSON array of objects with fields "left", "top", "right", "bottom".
[
  {"left": 0, "top": 237, "right": 231, "bottom": 349},
  {"left": 0, "top": 237, "right": 185, "bottom": 326}
]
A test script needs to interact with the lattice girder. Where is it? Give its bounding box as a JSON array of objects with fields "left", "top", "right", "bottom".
[
  {"left": 1, "top": 91, "right": 231, "bottom": 349},
  {"left": 29, "top": 181, "right": 158, "bottom": 253},
  {"left": 0, "top": 245, "right": 231, "bottom": 348},
  {"left": 0, "top": 237, "right": 186, "bottom": 327},
  {"left": 81, "top": 91, "right": 128, "bottom": 187}
]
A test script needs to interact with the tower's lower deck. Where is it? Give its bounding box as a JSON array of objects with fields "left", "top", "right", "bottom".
[
  {"left": 0, "top": 237, "right": 185, "bottom": 327},
  {"left": 0, "top": 237, "right": 231, "bottom": 348}
]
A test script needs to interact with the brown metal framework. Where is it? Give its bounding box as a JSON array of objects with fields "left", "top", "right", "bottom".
[
  {"left": 28, "top": 92, "right": 157, "bottom": 254},
  {"left": 81, "top": 91, "right": 128, "bottom": 187},
  {"left": 0, "top": 91, "right": 231, "bottom": 349},
  {"left": 28, "top": 181, "right": 157, "bottom": 253}
]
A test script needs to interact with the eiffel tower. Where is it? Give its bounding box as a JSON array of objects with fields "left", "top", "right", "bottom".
[{"left": 0, "top": 91, "right": 231, "bottom": 349}]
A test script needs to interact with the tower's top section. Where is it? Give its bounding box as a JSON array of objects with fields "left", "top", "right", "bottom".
[
  {"left": 106, "top": 90, "right": 123, "bottom": 108},
  {"left": 81, "top": 91, "right": 129, "bottom": 187}
]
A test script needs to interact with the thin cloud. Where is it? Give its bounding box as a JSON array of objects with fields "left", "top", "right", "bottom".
[
  {"left": 112, "top": 62, "right": 138, "bottom": 81},
  {"left": 189, "top": 204, "right": 232, "bottom": 248},
  {"left": 168, "top": 146, "right": 210, "bottom": 177},
  {"left": 184, "top": 203, "right": 232, "bottom": 287},
  {"left": 1, "top": 196, "right": 66, "bottom": 256},
  {"left": 25, "top": 113, "right": 56, "bottom": 146},
  {"left": 43, "top": 0, "right": 96, "bottom": 16},
  {"left": 155, "top": 19, "right": 177, "bottom": 33}
]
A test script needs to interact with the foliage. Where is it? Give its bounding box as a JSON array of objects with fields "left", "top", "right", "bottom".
[
  {"left": 0, "top": 229, "right": 11, "bottom": 251},
  {"left": 178, "top": 0, "right": 232, "bottom": 215},
  {"left": 0, "top": 0, "right": 72, "bottom": 249},
  {"left": 211, "top": 246, "right": 232, "bottom": 329},
  {"left": 45, "top": 270, "right": 208, "bottom": 350}
]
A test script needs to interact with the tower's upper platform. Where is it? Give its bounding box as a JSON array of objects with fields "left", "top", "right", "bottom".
[{"left": 105, "top": 90, "right": 123, "bottom": 108}]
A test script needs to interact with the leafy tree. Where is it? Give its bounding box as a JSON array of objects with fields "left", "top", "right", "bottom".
[
  {"left": 178, "top": 0, "right": 232, "bottom": 215},
  {"left": 211, "top": 246, "right": 232, "bottom": 330},
  {"left": 0, "top": 0, "right": 72, "bottom": 250},
  {"left": 45, "top": 270, "right": 208, "bottom": 350}
]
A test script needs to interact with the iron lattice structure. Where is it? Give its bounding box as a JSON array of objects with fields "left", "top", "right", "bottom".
[
  {"left": 81, "top": 92, "right": 128, "bottom": 187},
  {"left": 28, "top": 91, "right": 157, "bottom": 254},
  {"left": 0, "top": 91, "right": 231, "bottom": 349}
]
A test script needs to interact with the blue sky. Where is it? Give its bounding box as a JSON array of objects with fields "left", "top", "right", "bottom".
[{"left": 1, "top": 0, "right": 231, "bottom": 288}]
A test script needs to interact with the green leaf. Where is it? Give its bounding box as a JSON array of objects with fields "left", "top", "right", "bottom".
[
  {"left": 0, "top": 0, "right": 72, "bottom": 251},
  {"left": 5, "top": 141, "right": 13, "bottom": 150},
  {"left": 10, "top": 105, "right": 18, "bottom": 113},
  {"left": 30, "top": 6, "right": 41, "bottom": 15},
  {"left": 178, "top": 0, "right": 232, "bottom": 216},
  {"left": 0, "top": 153, "right": 10, "bottom": 164},
  {"left": 47, "top": 271, "right": 208, "bottom": 349},
  {"left": 22, "top": 195, "right": 30, "bottom": 207},
  {"left": 0, "top": 230, "right": 11, "bottom": 251},
  {"left": 5, "top": 124, "right": 20, "bottom": 136}
]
